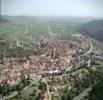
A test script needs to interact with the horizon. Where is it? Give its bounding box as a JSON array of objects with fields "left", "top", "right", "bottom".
[
  {"left": 1, "top": 15, "right": 103, "bottom": 20},
  {"left": 1, "top": 0, "right": 103, "bottom": 18}
]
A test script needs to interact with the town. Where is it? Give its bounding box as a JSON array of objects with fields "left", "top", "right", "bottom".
[
  {"left": 0, "top": 34, "right": 89, "bottom": 86},
  {"left": 0, "top": 21, "right": 103, "bottom": 100},
  {"left": 1, "top": 0, "right": 103, "bottom": 99}
]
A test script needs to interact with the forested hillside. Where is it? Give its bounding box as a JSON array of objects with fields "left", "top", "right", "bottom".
[{"left": 78, "top": 20, "right": 103, "bottom": 42}]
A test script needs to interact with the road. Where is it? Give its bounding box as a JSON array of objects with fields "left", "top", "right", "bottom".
[
  {"left": 80, "top": 38, "right": 93, "bottom": 57},
  {"left": 42, "top": 78, "right": 51, "bottom": 100},
  {"left": 5, "top": 79, "right": 39, "bottom": 100},
  {"left": 5, "top": 91, "right": 18, "bottom": 100},
  {"left": 48, "top": 25, "right": 57, "bottom": 40},
  {"left": 48, "top": 25, "right": 53, "bottom": 38},
  {"left": 73, "top": 86, "right": 92, "bottom": 100}
]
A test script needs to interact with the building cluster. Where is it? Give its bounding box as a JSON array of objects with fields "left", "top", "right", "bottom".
[{"left": 0, "top": 38, "right": 89, "bottom": 86}]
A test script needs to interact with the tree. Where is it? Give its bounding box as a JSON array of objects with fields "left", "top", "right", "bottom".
[
  {"left": 38, "top": 81, "right": 47, "bottom": 92},
  {"left": 88, "top": 80, "right": 103, "bottom": 100},
  {"left": 60, "top": 88, "right": 72, "bottom": 100}
]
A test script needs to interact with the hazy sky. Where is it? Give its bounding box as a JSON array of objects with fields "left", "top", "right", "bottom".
[{"left": 1, "top": 0, "right": 103, "bottom": 18}]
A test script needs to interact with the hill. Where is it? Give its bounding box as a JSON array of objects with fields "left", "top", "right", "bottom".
[
  {"left": 78, "top": 20, "right": 103, "bottom": 42},
  {"left": 0, "top": 17, "right": 10, "bottom": 23},
  {"left": 2, "top": 16, "right": 41, "bottom": 24}
]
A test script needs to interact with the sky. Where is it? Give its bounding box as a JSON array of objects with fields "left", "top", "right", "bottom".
[{"left": 1, "top": 0, "right": 103, "bottom": 18}]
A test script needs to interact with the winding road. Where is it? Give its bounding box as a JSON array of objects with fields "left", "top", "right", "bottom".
[{"left": 80, "top": 38, "right": 93, "bottom": 57}]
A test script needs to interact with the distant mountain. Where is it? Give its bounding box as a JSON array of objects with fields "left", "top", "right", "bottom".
[
  {"left": 78, "top": 20, "right": 103, "bottom": 42},
  {"left": 1, "top": 16, "right": 42, "bottom": 24},
  {"left": 0, "top": 17, "right": 10, "bottom": 23},
  {"left": 1, "top": 15, "right": 91, "bottom": 24}
]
